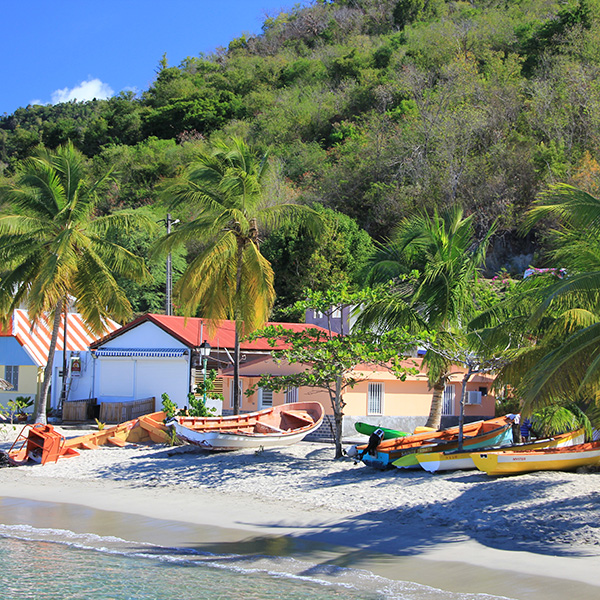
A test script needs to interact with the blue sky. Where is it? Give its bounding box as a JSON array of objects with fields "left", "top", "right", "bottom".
[{"left": 1, "top": 1, "right": 297, "bottom": 116}]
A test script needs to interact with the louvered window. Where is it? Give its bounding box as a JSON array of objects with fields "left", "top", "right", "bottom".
[
  {"left": 285, "top": 387, "right": 298, "bottom": 404},
  {"left": 368, "top": 383, "right": 383, "bottom": 415}
]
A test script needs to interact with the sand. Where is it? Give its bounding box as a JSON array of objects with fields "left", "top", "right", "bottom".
[{"left": 1, "top": 423, "right": 600, "bottom": 599}]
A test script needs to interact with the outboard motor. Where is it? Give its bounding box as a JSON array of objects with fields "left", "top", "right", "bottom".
[{"left": 359, "top": 428, "right": 385, "bottom": 459}]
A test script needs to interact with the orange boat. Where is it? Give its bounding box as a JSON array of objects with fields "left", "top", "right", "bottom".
[
  {"left": 7, "top": 412, "right": 170, "bottom": 466},
  {"left": 356, "top": 415, "right": 515, "bottom": 469}
]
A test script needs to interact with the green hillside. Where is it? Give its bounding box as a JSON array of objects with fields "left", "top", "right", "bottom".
[{"left": 2, "top": 0, "right": 599, "bottom": 313}]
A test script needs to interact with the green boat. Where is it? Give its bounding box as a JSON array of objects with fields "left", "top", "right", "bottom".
[{"left": 354, "top": 422, "right": 409, "bottom": 440}]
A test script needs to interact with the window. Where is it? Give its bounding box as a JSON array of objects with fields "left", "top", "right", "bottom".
[
  {"left": 4, "top": 366, "right": 18, "bottom": 391},
  {"left": 314, "top": 310, "right": 323, "bottom": 319},
  {"left": 229, "top": 380, "right": 243, "bottom": 408},
  {"left": 368, "top": 383, "right": 383, "bottom": 415},
  {"left": 285, "top": 387, "right": 298, "bottom": 404},
  {"left": 332, "top": 308, "right": 341, "bottom": 318},
  {"left": 258, "top": 387, "right": 273, "bottom": 408}
]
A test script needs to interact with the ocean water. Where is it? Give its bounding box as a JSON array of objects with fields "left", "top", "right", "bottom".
[{"left": 0, "top": 524, "right": 511, "bottom": 600}]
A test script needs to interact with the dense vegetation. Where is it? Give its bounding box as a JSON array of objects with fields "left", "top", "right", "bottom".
[{"left": 3, "top": 0, "right": 600, "bottom": 315}]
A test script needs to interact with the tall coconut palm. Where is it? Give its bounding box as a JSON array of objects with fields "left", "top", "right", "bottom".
[
  {"left": 155, "top": 138, "right": 320, "bottom": 414},
  {"left": 498, "top": 183, "right": 600, "bottom": 410},
  {"left": 359, "top": 206, "right": 495, "bottom": 429},
  {"left": 0, "top": 142, "right": 151, "bottom": 423}
]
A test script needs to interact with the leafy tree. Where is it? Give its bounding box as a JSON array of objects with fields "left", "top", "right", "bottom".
[
  {"left": 261, "top": 205, "right": 375, "bottom": 319},
  {"left": 358, "top": 206, "right": 496, "bottom": 429},
  {"left": 155, "top": 137, "right": 320, "bottom": 414},
  {"left": 248, "top": 324, "right": 419, "bottom": 458},
  {"left": 0, "top": 142, "right": 152, "bottom": 423}
]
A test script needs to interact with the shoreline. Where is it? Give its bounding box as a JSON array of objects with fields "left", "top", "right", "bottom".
[{"left": 2, "top": 435, "right": 600, "bottom": 599}]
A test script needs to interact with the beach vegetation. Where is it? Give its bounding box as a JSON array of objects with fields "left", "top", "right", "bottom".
[
  {"left": 161, "top": 392, "right": 179, "bottom": 421},
  {"left": 480, "top": 184, "right": 600, "bottom": 422},
  {"left": 154, "top": 137, "right": 321, "bottom": 414},
  {"left": 187, "top": 389, "right": 218, "bottom": 418},
  {"left": 0, "top": 142, "right": 152, "bottom": 424}
]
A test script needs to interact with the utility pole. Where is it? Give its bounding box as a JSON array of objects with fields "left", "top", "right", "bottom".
[{"left": 163, "top": 213, "right": 180, "bottom": 316}]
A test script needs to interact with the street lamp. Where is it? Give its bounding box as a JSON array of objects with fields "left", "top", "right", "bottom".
[{"left": 198, "top": 340, "right": 211, "bottom": 405}]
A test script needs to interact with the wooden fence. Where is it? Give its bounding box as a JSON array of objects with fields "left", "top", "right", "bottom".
[
  {"left": 62, "top": 399, "right": 95, "bottom": 422},
  {"left": 99, "top": 397, "right": 156, "bottom": 423}
]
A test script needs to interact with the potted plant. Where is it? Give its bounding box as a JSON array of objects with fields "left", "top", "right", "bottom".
[{"left": 7, "top": 396, "right": 34, "bottom": 423}]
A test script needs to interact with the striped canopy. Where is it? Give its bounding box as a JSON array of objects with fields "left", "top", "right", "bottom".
[{"left": 3, "top": 309, "right": 120, "bottom": 367}]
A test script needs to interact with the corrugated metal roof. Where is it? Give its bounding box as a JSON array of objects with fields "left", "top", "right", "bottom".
[{"left": 3, "top": 309, "right": 120, "bottom": 367}]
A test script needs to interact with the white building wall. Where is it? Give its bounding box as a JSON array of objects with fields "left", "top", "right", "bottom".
[
  {"left": 101, "top": 321, "right": 187, "bottom": 349},
  {"left": 51, "top": 350, "right": 95, "bottom": 409},
  {"left": 93, "top": 321, "right": 191, "bottom": 409}
]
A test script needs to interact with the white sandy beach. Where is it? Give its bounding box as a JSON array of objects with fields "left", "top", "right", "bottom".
[{"left": 1, "top": 423, "right": 600, "bottom": 600}]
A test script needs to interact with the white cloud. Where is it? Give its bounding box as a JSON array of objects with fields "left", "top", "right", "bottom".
[{"left": 51, "top": 78, "right": 114, "bottom": 104}]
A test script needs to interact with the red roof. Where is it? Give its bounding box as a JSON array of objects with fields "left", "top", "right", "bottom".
[{"left": 90, "top": 314, "right": 328, "bottom": 351}]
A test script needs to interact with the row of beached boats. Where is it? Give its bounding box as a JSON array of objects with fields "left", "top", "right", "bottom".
[
  {"left": 350, "top": 415, "right": 600, "bottom": 475},
  {"left": 7, "top": 402, "right": 325, "bottom": 465},
  {"left": 7, "top": 400, "right": 600, "bottom": 476}
]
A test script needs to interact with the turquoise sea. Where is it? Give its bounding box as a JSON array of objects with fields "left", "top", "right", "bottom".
[{"left": 0, "top": 521, "right": 512, "bottom": 600}]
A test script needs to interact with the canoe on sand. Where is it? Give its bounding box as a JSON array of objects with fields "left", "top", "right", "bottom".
[
  {"left": 167, "top": 401, "right": 324, "bottom": 451},
  {"left": 471, "top": 440, "right": 600, "bottom": 476},
  {"left": 354, "top": 422, "right": 409, "bottom": 439},
  {"left": 357, "top": 415, "right": 515, "bottom": 469},
  {"left": 415, "top": 428, "right": 585, "bottom": 472}
]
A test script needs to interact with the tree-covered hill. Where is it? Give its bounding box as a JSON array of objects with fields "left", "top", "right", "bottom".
[{"left": 3, "top": 0, "right": 600, "bottom": 292}]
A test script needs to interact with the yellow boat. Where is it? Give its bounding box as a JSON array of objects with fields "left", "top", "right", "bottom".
[
  {"left": 415, "top": 428, "right": 585, "bottom": 472},
  {"left": 471, "top": 440, "right": 600, "bottom": 476}
]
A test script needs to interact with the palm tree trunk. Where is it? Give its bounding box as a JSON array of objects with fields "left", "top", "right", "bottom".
[
  {"left": 233, "top": 328, "right": 240, "bottom": 415},
  {"left": 425, "top": 380, "right": 445, "bottom": 430},
  {"left": 34, "top": 299, "right": 63, "bottom": 424},
  {"left": 233, "top": 239, "right": 244, "bottom": 416}
]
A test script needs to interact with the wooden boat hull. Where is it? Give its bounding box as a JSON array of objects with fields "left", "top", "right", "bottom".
[
  {"left": 168, "top": 401, "right": 324, "bottom": 451},
  {"left": 8, "top": 411, "right": 171, "bottom": 466},
  {"left": 472, "top": 440, "right": 600, "bottom": 476},
  {"left": 391, "top": 424, "right": 515, "bottom": 469},
  {"left": 416, "top": 428, "right": 585, "bottom": 472},
  {"left": 354, "top": 422, "right": 408, "bottom": 439},
  {"left": 358, "top": 416, "right": 514, "bottom": 469}
]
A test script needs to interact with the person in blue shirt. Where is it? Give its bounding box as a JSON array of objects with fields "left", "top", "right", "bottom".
[{"left": 521, "top": 417, "right": 533, "bottom": 442}]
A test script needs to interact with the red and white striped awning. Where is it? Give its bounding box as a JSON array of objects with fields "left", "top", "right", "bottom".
[{"left": 10, "top": 309, "right": 120, "bottom": 367}]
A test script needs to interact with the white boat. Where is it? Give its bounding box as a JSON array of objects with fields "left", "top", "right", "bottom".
[
  {"left": 416, "top": 428, "right": 585, "bottom": 472},
  {"left": 167, "top": 401, "right": 324, "bottom": 451}
]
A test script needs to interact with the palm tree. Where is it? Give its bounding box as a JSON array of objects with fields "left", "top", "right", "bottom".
[
  {"left": 0, "top": 142, "right": 151, "bottom": 423},
  {"left": 155, "top": 138, "right": 320, "bottom": 414},
  {"left": 359, "top": 206, "right": 495, "bottom": 429},
  {"left": 496, "top": 183, "right": 600, "bottom": 411}
]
